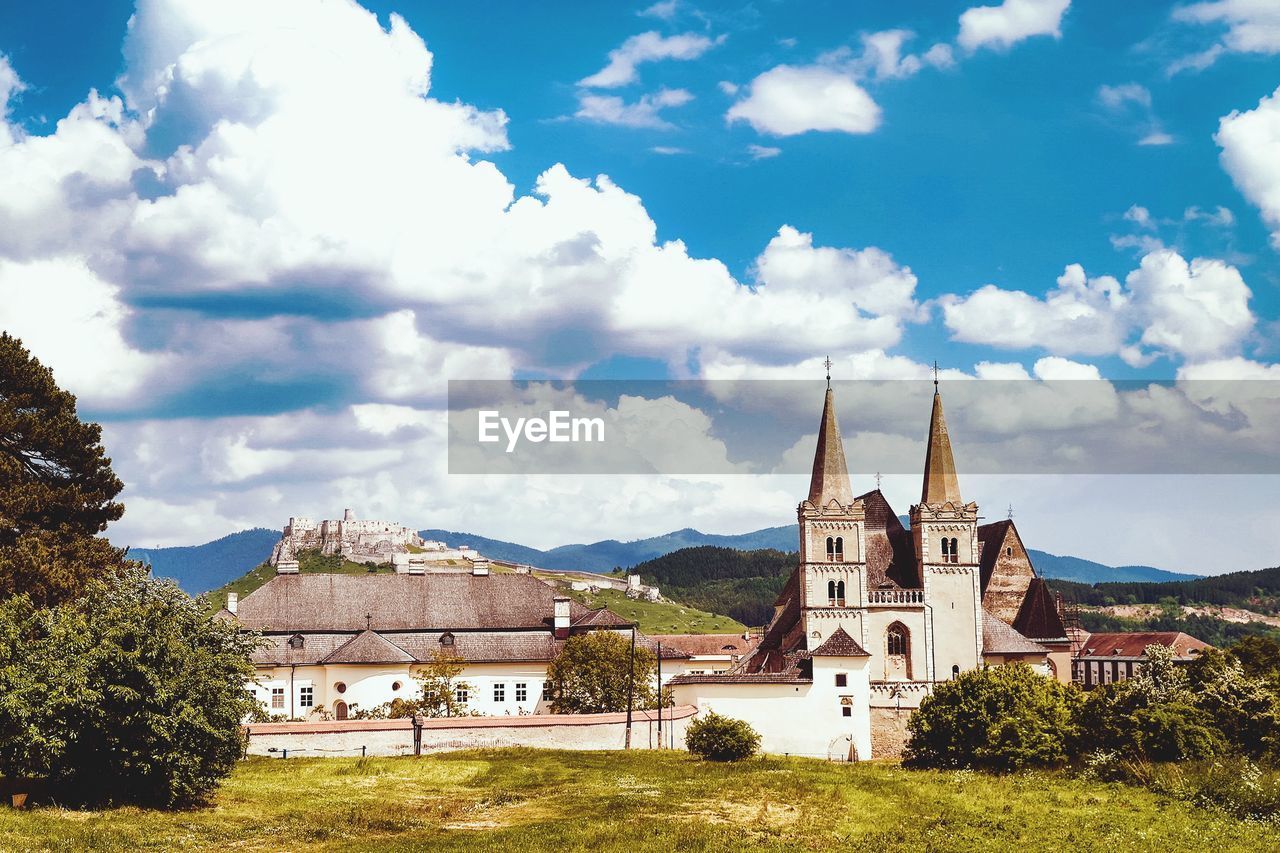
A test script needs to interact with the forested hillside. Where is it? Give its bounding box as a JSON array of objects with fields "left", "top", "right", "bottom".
[
  {"left": 1049, "top": 565, "right": 1280, "bottom": 614},
  {"left": 631, "top": 546, "right": 795, "bottom": 627}
]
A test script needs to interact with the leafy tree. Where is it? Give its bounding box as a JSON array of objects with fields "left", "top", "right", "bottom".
[
  {"left": 685, "top": 712, "right": 760, "bottom": 761},
  {"left": 1231, "top": 635, "right": 1280, "bottom": 686},
  {"left": 414, "top": 650, "right": 473, "bottom": 717},
  {"left": 904, "top": 664, "right": 1082, "bottom": 771},
  {"left": 0, "top": 567, "right": 259, "bottom": 807},
  {"left": 1186, "top": 648, "right": 1279, "bottom": 757},
  {"left": 0, "top": 333, "right": 128, "bottom": 606},
  {"left": 548, "top": 630, "right": 661, "bottom": 714}
]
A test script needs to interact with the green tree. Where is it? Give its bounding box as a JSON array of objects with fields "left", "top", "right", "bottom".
[
  {"left": 904, "top": 664, "right": 1082, "bottom": 771},
  {"left": 414, "top": 650, "right": 473, "bottom": 717},
  {"left": 548, "top": 631, "right": 661, "bottom": 714},
  {"left": 685, "top": 712, "right": 760, "bottom": 761},
  {"left": 0, "top": 567, "right": 259, "bottom": 807},
  {"left": 0, "top": 333, "right": 128, "bottom": 606},
  {"left": 1186, "top": 648, "right": 1279, "bottom": 757}
]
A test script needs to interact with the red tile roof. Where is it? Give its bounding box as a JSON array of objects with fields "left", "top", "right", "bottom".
[
  {"left": 1078, "top": 632, "right": 1210, "bottom": 659},
  {"left": 648, "top": 633, "right": 760, "bottom": 658},
  {"left": 810, "top": 627, "right": 871, "bottom": 657}
]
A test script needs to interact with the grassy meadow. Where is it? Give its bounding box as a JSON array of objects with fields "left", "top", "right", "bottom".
[
  {"left": 3, "top": 749, "right": 1278, "bottom": 852},
  {"left": 562, "top": 586, "right": 747, "bottom": 634}
]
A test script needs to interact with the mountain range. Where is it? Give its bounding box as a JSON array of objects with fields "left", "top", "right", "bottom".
[{"left": 134, "top": 523, "right": 1201, "bottom": 595}]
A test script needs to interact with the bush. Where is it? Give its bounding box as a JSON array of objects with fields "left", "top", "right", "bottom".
[
  {"left": 0, "top": 568, "right": 259, "bottom": 807},
  {"left": 904, "top": 663, "right": 1081, "bottom": 772},
  {"left": 685, "top": 712, "right": 760, "bottom": 761}
]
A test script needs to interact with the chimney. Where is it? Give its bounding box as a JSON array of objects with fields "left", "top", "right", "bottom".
[
  {"left": 226, "top": 592, "right": 238, "bottom": 614},
  {"left": 471, "top": 559, "right": 490, "bottom": 576},
  {"left": 553, "top": 596, "right": 570, "bottom": 639},
  {"left": 276, "top": 559, "right": 299, "bottom": 575}
]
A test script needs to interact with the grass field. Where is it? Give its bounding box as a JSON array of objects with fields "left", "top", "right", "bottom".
[
  {"left": 564, "top": 587, "right": 746, "bottom": 634},
  {"left": 2, "top": 750, "right": 1277, "bottom": 852}
]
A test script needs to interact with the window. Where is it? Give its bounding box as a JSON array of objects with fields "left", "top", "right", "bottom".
[
  {"left": 834, "top": 536, "right": 844, "bottom": 563},
  {"left": 835, "top": 673, "right": 847, "bottom": 687},
  {"left": 886, "top": 624, "right": 908, "bottom": 657},
  {"left": 288, "top": 634, "right": 304, "bottom": 650},
  {"left": 826, "top": 536, "right": 835, "bottom": 561},
  {"left": 1005, "top": 546, "right": 1013, "bottom": 557},
  {"left": 842, "top": 706, "right": 852, "bottom": 717},
  {"left": 271, "top": 687, "right": 285, "bottom": 710},
  {"left": 835, "top": 580, "right": 846, "bottom": 606},
  {"left": 494, "top": 683, "right": 506, "bottom": 702},
  {"left": 940, "top": 537, "right": 950, "bottom": 560},
  {"left": 951, "top": 664, "right": 960, "bottom": 679},
  {"left": 440, "top": 632, "right": 455, "bottom": 646},
  {"left": 515, "top": 682, "right": 528, "bottom": 703},
  {"left": 299, "top": 686, "right": 314, "bottom": 708},
  {"left": 542, "top": 681, "right": 553, "bottom": 701},
  {"left": 456, "top": 686, "right": 469, "bottom": 705},
  {"left": 950, "top": 538, "right": 959, "bottom": 563},
  {"left": 392, "top": 681, "right": 402, "bottom": 692},
  {"left": 334, "top": 681, "right": 346, "bottom": 694},
  {"left": 827, "top": 580, "right": 836, "bottom": 605}
]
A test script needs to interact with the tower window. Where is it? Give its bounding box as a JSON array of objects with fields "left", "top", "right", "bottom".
[
  {"left": 828, "top": 579, "right": 845, "bottom": 607},
  {"left": 835, "top": 580, "right": 846, "bottom": 606},
  {"left": 826, "top": 536, "right": 835, "bottom": 561},
  {"left": 835, "top": 673, "right": 847, "bottom": 687},
  {"left": 834, "top": 536, "right": 844, "bottom": 563},
  {"left": 1006, "top": 546, "right": 1012, "bottom": 557},
  {"left": 886, "top": 623, "right": 909, "bottom": 657}
]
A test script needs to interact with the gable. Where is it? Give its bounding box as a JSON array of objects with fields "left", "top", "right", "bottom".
[{"left": 979, "top": 520, "right": 1035, "bottom": 624}]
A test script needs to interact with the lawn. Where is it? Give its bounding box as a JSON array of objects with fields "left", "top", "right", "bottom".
[
  {"left": 2, "top": 750, "right": 1277, "bottom": 852},
  {"left": 565, "top": 587, "right": 746, "bottom": 634}
]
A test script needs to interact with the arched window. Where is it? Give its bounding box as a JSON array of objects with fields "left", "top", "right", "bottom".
[
  {"left": 1005, "top": 546, "right": 1013, "bottom": 557},
  {"left": 950, "top": 538, "right": 959, "bottom": 563},
  {"left": 886, "top": 623, "right": 909, "bottom": 657},
  {"left": 951, "top": 665, "right": 960, "bottom": 680},
  {"left": 826, "top": 536, "right": 835, "bottom": 561},
  {"left": 834, "top": 536, "right": 844, "bottom": 563},
  {"left": 827, "top": 580, "right": 837, "bottom": 604},
  {"left": 835, "top": 580, "right": 846, "bottom": 606}
]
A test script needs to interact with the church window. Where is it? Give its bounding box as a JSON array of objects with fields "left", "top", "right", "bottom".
[
  {"left": 826, "top": 537, "right": 835, "bottom": 561},
  {"left": 1006, "top": 546, "right": 1013, "bottom": 557},
  {"left": 835, "top": 580, "right": 846, "bottom": 606},
  {"left": 886, "top": 624, "right": 909, "bottom": 657},
  {"left": 835, "top": 673, "right": 847, "bottom": 687},
  {"left": 335, "top": 681, "right": 347, "bottom": 694},
  {"left": 951, "top": 665, "right": 960, "bottom": 680},
  {"left": 834, "top": 537, "right": 844, "bottom": 562},
  {"left": 392, "top": 681, "right": 402, "bottom": 692},
  {"left": 940, "top": 538, "right": 950, "bottom": 560},
  {"left": 494, "top": 683, "right": 506, "bottom": 702},
  {"left": 827, "top": 580, "right": 837, "bottom": 604},
  {"left": 951, "top": 538, "right": 959, "bottom": 562},
  {"left": 842, "top": 706, "right": 852, "bottom": 717}
]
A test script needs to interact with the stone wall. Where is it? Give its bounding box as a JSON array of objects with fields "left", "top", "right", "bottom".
[
  {"left": 244, "top": 706, "right": 697, "bottom": 758},
  {"left": 869, "top": 706, "right": 913, "bottom": 759}
]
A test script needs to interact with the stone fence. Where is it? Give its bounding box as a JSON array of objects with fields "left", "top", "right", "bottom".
[{"left": 243, "top": 705, "right": 698, "bottom": 758}]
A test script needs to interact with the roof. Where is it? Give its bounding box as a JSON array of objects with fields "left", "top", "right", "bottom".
[
  {"left": 977, "top": 519, "right": 1015, "bottom": 592},
  {"left": 921, "top": 389, "right": 962, "bottom": 505},
  {"left": 572, "top": 608, "right": 633, "bottom": 628},
  {"left": 252, "top": 630, "right": 568, "bottom": 666},
  {"left": 322, "top": 630, "right": 414, "bottom": 665},
  {"left": 235, "top": 572, "right": 594, "bottom": 632},
  {"left": 1012, "top": 577, "right": 1068, "bottom": 642},
  {"left": 858, "top": 488, "right": 918, "bottom": 589},
  {"left": 648, "top": 633, "right": 760, "bottom": 658},
  {"left": 668, "top": 672, "right": 812, "bottom": 685},
  {"left": 807, "top": 387, "right": 854, "bottom": 506},
  {"left": 810, "top": 627, "right": 871, "bottom": 657},
  {"left": 1078, "top": 632, "right": 1211, "bottom": 659},
  {"left": 982, "top": 610, "right": 1048, "bottom": 655}
]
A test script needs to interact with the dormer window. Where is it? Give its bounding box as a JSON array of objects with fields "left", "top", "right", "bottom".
[
  {"left": 288, "top": 634, "right": 304, "bottom": 650},
  {"left": 440, "top": 632, "right": 455, "bottom": 646}
]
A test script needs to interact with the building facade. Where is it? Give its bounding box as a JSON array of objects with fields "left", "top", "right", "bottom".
[
  {"left": 670, "top": 381, "right": 1072, "bottom": 759},
  {"left": 1072, "top": 630, "right": 1210, "bottom": 688}
]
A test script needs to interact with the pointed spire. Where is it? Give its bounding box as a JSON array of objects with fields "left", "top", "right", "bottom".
[
  {"left": 920, "top": 383, "right": 962, "bottom": 505},
  {"left": 808, "top": 387, "right": 854, "bottom": 506}
]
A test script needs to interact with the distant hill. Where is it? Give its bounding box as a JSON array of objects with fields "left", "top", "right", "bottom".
[
  {"left": 141, "top": 522, "right": 1203, "bottom": 596},
  {"left": 132, "top": 528, "right": 280, "bottom": 594},
  {"left": 629, "top": 546, "right": 794, "bottom": 627},
  {"left": 1048, "top": 565, "right": 1280, "bottom": 612}
]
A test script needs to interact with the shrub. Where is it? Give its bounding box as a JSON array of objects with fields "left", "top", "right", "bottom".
[
  {"left": 0, "top": 568, "right": 259, "bottom": 807},
  {"left": 904, "top": 663, "right": 1081, "bottom": 772},
  {"left": 685, "top": 712, "right": 760, "bottom": 761}
]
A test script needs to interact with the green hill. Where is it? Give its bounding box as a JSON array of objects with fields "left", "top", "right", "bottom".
[
  {"left": 630, "top": 546, "right": 796, "bottom": 627},
  {"left": 1048, "top": 565, "right": 1280, "bottom": 614}
]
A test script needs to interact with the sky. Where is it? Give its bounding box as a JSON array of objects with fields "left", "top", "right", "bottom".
[{"left": 1, "top": 0, "right": 1279, "bottom": 573}]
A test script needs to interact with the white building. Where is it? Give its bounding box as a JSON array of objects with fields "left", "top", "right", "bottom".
[{"left": 670, "top": 381, "right": 1071, "bottom": 760}]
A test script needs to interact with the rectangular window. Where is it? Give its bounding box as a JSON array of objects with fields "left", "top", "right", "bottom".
[
  {"left": 835, "top": 673, "right": 848, "bottom": 687},
  {"left": 494, "top": 683, "right": 505, "bottom": 702},
  {"left": 455, "top": 686, "right": 468, "bottom": 705},
  {"left": 271, "top": 687, "right": 285, "bottom": 709},
  {"left": 542, "top": 681, "right": 553, "bottom": 701},
  {"left": 842, "top": 706, "right": 852, "bottom": 717},
  {"left": 515, "top": 683, "right": 528, "bottom": 702},
  {"left": 299, "top": 686, "right": 314, "bottom": 708}
]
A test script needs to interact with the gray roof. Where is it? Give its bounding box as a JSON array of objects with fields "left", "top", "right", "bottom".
[
  {"left": 323, "top": 630, "right": 415, "bottom": 665},
  {"left": 235, "top": 572, "right": 597, "bottom": 632},
  {"left": 982, "top": 610, "right": 1049, "bottom": 655}
]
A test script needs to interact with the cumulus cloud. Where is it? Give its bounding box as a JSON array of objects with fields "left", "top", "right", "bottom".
[
  {"left": 958, "top": 0, "right": 1071, "bottom": 52},
  {"left": 939, "top": 250, "right": 1254, "bottom": 364},
  {"left": 579, "top": 31, "right": 721, "bottom": 88},
  {"left": 639, "top": 0, "right": 679, "bottom": 21},
  {"left": 575, "top": 88, "right": 694, "bottom": 129},
  {"left": 1172, "top": 0, "right": 1280, "bottom": 72},
  {"left": 1217, "top": 85, "right": 1280, "bottom": 247},
  {"left": 726, "top": 65, "right": 881, "bottom": 136}
]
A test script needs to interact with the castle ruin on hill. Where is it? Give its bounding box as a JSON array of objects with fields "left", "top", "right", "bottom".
[{"left": 268, "top": 509, "right": 477, "bottom": 570}]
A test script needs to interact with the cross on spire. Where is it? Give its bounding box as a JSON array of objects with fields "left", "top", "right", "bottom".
[
  {"left": 824, "top": 355, "right": 832, "bottom": 389},
  {"left": 365, "top": 612, "right": 372, "bottom": 631},
  {"left": 875, "top": 471, "right": 882, "bottom": 490},
  {"left": 932, "top": 360, "right": 939, "bottom": 389},
  {"left": 1007, "top": 504, "right": 1014, "bottom": 520}
]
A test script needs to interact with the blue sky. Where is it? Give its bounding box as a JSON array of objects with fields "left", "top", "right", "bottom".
[{"left": 1, "top": 0, "right": 1278, "bottom": 570}]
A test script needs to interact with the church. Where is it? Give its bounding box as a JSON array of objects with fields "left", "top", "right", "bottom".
[{"left": 669, "top": 379, "right": 1071, "bottom": 760}]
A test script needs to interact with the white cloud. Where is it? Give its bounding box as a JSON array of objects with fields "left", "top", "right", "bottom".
[
  {"left": 726, "top": 65, "right": 881, "bottom": 136},
  {"left": 1138, "top": 131, "right": 1175, "bottom": 146},
  {"left": 922, "top": 43, "right": 956, "bottom": 68},
  {"left": 958, "top": 0, "right": 1071, "bottom": 52},
  {"left": 1097, "top": 83, "right": 1173, "bottom": 146},
  {"left": 1173, "top": 0, "right": 1280, "bottom": 72},
  {"left": 1124, "top": 204, "right": 1156, "bottom": 229},
  {"left": 940, "top": 250, "right": 1255, "bottom": 363},
  {"left": 579, "top": 31, "right": 721, "bottom": 88},
  {"left": 1217, "top": 85, "right": 1280, "bottom": 247},
  {"left": 575, "top": 88, "right": 693, "bottom": 129},
  {"left": 650, "top": 145, "right": 687, "bottom": 155},
  {"left": 746, "top": 144, "right": 780, "bottom": 159},
  {"left": 1098, "top": 83, "right": 1151, "bottom": 110},
  {"left": 1184, "top": 205, "right": 1236, "bottom": 227},
  {"left": 639, "top": 0, "right": 678, "bottom": 21},
  {"left": 717, "top": 80, "right": 739, "bottom": 96}
]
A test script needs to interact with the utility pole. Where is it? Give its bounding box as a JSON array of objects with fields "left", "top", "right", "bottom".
[
  {"left": 625, "top": 626, "right": 635, "bottom": 749},
  {"left": 656, "top": 641, "right": 663, "bottom": 749}
]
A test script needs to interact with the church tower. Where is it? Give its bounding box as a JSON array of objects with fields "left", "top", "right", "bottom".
[
  {"left": 910, "top": 376, "right": 982, "bottom": 676},
  {"left": 797, "top": 379, "right": 867, "bottom": 641}
]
